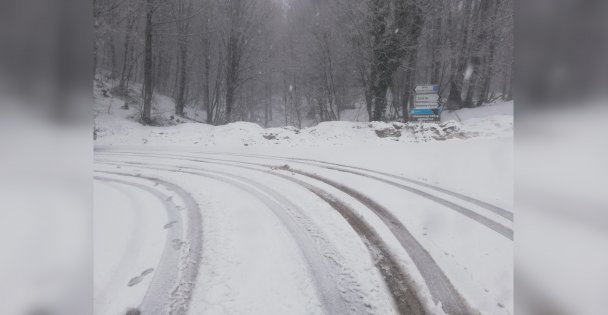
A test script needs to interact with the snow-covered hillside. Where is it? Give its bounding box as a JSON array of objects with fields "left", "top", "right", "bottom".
[{"left": 94, "top": 82, "right": 512, "bottom": 147}]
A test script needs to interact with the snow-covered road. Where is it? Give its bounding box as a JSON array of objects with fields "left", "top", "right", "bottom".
[
  {"left": 94, "top": 146, "right": 513, "bottom": 315},
  {"left": 94, "top": 171, "right": 202, "bottom": 315}
]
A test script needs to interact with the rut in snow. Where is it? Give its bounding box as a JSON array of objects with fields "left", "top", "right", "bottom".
[{"left": 94, "top": 173, "right": 202, "bottom": 315}]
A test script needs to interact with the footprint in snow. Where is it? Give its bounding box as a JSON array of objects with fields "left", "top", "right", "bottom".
[
  {"left": 127, "top": 276, "right": 143, "bottom": 287},
  {"left": 164, "top": 221, "right": 177, "bottom": 229},
  {"left": 126, "top": 308, "right": 141, "bottom": 315},
  {"left": 127, "top": 268, "right": 155, "bottom": 287},
  {"left": 172, "top": 239, "right": 184, "bottom": 250}
]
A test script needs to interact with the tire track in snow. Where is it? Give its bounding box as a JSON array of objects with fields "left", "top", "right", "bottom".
[
  {"left": 112, "top": 158, "right": 426, "bottom": 314},
  {"left": 204, "top": 152, "right": 513, "bottom": 221},
  {"left": 278, "top": 167, "right": 476, "bottom": 315},
  {"left": 272, "top": 173, "right": 426, "bottom": 315},
  {"left": 96, "top": 152, "right": 476, "bottom": 314},
  {"left": 94, "top": 173, "right": 202, "bottom": 315},
  {"left": 286, "top": 156, "right": 513, "bottom": 221},
  {"left": 174, "top": 155, "right": 475, "bottom": 314},
  {"left": 96, "top": 161, "right": 363, "bottom": 315},
  {"left": 282, "top": 162, "right": 513, "bottom": 240},
  {"left": 100, "top": 150, "right": 511, "bottom": 240}
]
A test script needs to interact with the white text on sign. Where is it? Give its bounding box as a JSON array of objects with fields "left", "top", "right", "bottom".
[
  {"left": 414, "top": 85, "right": 439, "bottom": 94},
  {"left": 415, "top": 94, "right": 439, "bottom": 102}
]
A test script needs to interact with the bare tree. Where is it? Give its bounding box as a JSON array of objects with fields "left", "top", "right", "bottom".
[
  {"left": 142, "top": 0, "right": 153, "bottom": 124},
  {"left": 171, "top": 0, "right": 194, "bottom": 116},
  {"left": 94, "top": 0, "right": 512, "bottom": 126}
]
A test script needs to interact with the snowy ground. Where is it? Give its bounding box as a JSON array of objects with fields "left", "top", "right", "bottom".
[
  {"left": 94, "top": 88, "right": 513, "bottom": 314},
  {"left": 94, "top": 79, "right": 512, "bottom": 148}
]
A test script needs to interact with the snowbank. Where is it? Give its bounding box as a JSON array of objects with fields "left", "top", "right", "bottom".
[
  {"left": 95, "top": 117, "right": 511, "bottom": 147},
  {"left": 94, "top": 81, "right": 512, "bottom": 147}
]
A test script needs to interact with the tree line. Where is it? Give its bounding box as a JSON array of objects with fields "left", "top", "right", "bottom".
[{"left": 94, "top": 0, "right": 513, "bottom": 126}]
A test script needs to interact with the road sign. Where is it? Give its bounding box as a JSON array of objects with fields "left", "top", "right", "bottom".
[
  {"left": 414, "top": 102, "right": 439, "bottom": 109},
  {"left": 410, "top": 114, "right": 441, "bottom": 122},
  {"left": 415, "top": 94, "right": 439, "bottom": 102},
  {"left": 410, "top": 108, "right": 436, "bottom": 115},
  {"left": 414, "top": 84, "right": 439, "bottom": 94},
  {"left": 410, "top": 84, "right": 441, "bottom": 122},
  {"left": 410, "top": 108, "right": 440, "bottom": 122}
]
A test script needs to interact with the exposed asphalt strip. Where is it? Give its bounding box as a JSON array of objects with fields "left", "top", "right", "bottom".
[
  {"left": 96, "top": 162, "right": 358, "bottom": 315},
  {"left": 270, "top": 172, "right": 426, "bottom": 315},
  {"left": 96, "top": 148, "right": 512, "bottom": 222},
  {"left": 288, "top": 157, "right": 513, "bottom": 221},
  {"left": 97, "top": 154, "right": 478, "bottom": 314},
  {"left": 285, "top": 162, "right": 513, "bottom": 240},
  {"left": 210, "top": 154, "right": 513, "bottom": 240},
  {"left": 94, "top": 173, "right": 203, "bottom": 315},
  {"left": 99, "top": 151, "right": 512, "bottom": 240},
  {"left": 203, "top": 152, "right": 514, "bottom": 222},
  {"left": 276, "top": 167, "right": 477, "bottom": 315}
]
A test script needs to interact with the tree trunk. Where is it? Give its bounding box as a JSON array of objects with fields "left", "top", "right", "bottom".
[
  {"left": 202, "top": 26, "right": 212, "bottom": 124},
  {"left": 447, "top": 75, "right": 462, "bottom": 110},
  {"left": 118, "top": 17, "right": 136, "bottom": 95},
  {"left": 478, "top": 40, "right": 496, "bottom": 106},
  {"left": 371, "top": 82, "right": 389, "bottom": 121},
  {"left": 142, "top": 0, "right": 153, "bottom": 124},
  {"left": 175, "top": 37, "right": 188, "bottom": 116},
  {"left": 225, "top": 31, "right": 238, "bottom": 123},
  {"left": 447, "top": 56, "right": 465, "bottom": 109},
  {"left": 93, "top": 0, "right": 99, "bottom": 77},
  {"left": 283, "top": 75, "right": 288, "bottom": 126},
  {"left": 430, "top": 17, "right": 442, "bottom": 84},
  {"left": 268, "top": 76, "right": 273, "bottom": 122},
  {"left": 225, "top": 79, "right": 235, "bottom": 123},
  {"left": 464, "top": 57, "right": 480, "bottom": 107},
  {"left": 505, "top": 63, "right": 513, "bottom": 101},
  {"left": 264, "top": 78, "right": 271, "bottom": 127},
  {"left": 402, "top": 51, "right": 417, "bottom": 120}
]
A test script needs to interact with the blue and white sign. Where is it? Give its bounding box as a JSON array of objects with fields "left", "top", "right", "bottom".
[
  {"left": 410, "top": 108, "right": 436, "bottom": 115},
  {"left": 410, "top": 84, "right": 442, "bottom": 122},
  {"left": 415, "top": 94, "right": 439, "bottom": 102},
  {"left": 414, "top": 84, "right": 439, "bottom": 94},
  {"left": 414, "top": 102, "right": 439, "bottom": 109}
]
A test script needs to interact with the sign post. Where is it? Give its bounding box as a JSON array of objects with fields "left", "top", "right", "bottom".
[{"left": 410, "top": 84, "right": 442, "bottom": 122}]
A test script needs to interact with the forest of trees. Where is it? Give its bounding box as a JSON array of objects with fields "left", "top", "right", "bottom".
[{"left": 94, "top": 0, "right": 513, "bottom": 126}]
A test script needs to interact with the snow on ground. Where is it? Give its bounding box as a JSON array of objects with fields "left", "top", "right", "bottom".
[
  {"left": 126, "top": 168, "right": 328, "bottom": 315},
  {"left": 94, "top": 177, "right": 169, "bottom": 315},
  {"left": 277, "top": 160, "right": 513, "bottom": 315},
  {"left": 94, "top": 86, "right": 513, "bottom": 314},
  {"left": 94, "top": 79, "right": 512, "bottom": 147},
  {"left": 94, "top": 84, "right": 512, "bottom": 207},
  {"left": 442, "top": 101, "right": 513, "bottom": 137},
  {"left": 442, "top": 101, "right": 513, "bottom": 122},
  {"left": 95, "top": 101, "right": 512, "bottom": 147},
  {"left": 94, "top": 143, "right": 513, "bottom": 314}
]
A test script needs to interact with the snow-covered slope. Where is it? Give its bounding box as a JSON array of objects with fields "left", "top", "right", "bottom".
[{"left": 94, "top": 82, "right": 512, "bottom": 147}]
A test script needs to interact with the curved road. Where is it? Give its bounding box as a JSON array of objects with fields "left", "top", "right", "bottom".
[
  {"left": 94, "top": 173, "right": 202, "bottom": 315},
  {"left": 94, "top": 147, "right": 512, "bottom": 315}
]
